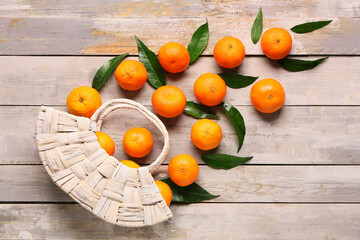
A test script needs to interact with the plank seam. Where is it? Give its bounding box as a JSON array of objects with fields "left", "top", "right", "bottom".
[
  {"left": 2, "top": 164, "right": 360, "bottom": 166},
  {"left": 1, "top": 202, "right": 360, "bottom": 204},
  {"left": 2, "top": 105, "right": 360, "bottom": 107},
  {"left": 1, "top": 54, "right": 360, "bottom": 57}
]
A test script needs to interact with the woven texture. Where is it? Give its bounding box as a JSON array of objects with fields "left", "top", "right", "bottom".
[{"left": 35, "top": 99, "right": 172, "bottom": 227}]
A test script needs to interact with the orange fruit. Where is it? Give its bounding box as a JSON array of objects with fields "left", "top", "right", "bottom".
[
  {"left": 168, "top": 154, "right": 199, "bottom": 187},
  {"left": 155, "top": 180, "right": 172, "bottom": 206},
  {"left": 95, "top": 132, "right": 115, "bottom": 156},
  {"left": 123, "top": 127, "right": 153, "bottom": 158},
  {"left": 152, "top": 85, "right": 186, "bottom": 118},
  {"left": 213, "top": 36, "right": 245, "bottom": 69},
  {"left": 250, "top": 78, "right": 285, "bottom": 113},
  {"left": 120, "top": 160, "right": 140, "bottom": 169},
  {"left": 191, "top": 119, "right": 222, "bottom": 150},
  {"left": 158, "top": 42, "right": 190, "bottom": 73},
  {"left": 193, "top": 73, "right": 227, "bottom": 107},
  {"left": 66, "top": 86, "right": 102, "bottom": 118},
  {"left": 115, "top": 60, "right": 148, "bottom": 91},
  {"left": 261, "top": 28, "right": 292, "bottom": 60}
]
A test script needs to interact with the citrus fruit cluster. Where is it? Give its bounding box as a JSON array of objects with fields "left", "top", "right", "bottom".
[{"left": 64, "top": 23, "right": 296, "bottom": 206}]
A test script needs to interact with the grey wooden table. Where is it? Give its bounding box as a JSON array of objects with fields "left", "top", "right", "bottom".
[{"left": 1, "top": 1, "right": 360, "bottom": 239}]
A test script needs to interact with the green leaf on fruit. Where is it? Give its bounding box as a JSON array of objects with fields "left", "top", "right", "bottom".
[
  {"left": 218, "top": 73, "right": 258, "bottom": 89},
  {"left": 202, "top": 154, "right": 253, "bottom": 169},
  {"left": 291, "top": 20, "right": 332, "bottom": 34},
  {"left": 251, "top": 7, "right": 263, "bottom": 44},
  {"left": 221, "top": 102, "right": 246, "bottom": 153},
  {"left": 187, "top": 22, "right": 209, "bottom": 65},
  {"left": 135, "top": 36, "right": 166, "bottom": 89},
  {"left": 278, "top": 57, "right": 328, "bottom": 72},
  {"left": 184, "top": 101, "right": 220, "bottom": 119},
  {"left": 160, "top": 178, "right": 219, "bottom": 203},
  {"left": 92, "top": 53, "right": 129, "bottom": 91}
]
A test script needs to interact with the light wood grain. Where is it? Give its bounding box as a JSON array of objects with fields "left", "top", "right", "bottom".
[
  {"left": 1, "top": 56, "right": 360, "bottom": 106},
  {"left": 0, "top": 17, "right": 358, "bottom": 55},
  {"left": 1, "top": 0, "right": 359, "bottom": 18},
  {"left": 1, "top": 203, "right": 360, "bottom": 239},
  {"left": 1, "top": 0, "right": 359, "bottom": 237},
  {"left": 1, "top": 106, "right": 360, "bottom": 165},
  {"left": 1, "top": 165, "right": 360, "bottom": 203}
]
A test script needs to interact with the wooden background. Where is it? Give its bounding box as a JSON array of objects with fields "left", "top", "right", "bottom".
[{"left": 1, "top": 0, "right": 360, "bottom": 239}]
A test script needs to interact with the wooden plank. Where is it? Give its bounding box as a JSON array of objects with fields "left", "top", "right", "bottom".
[
  {"left": 1, "top": 105, "right": 360, "bottom": 165},
  {"left": 1, "top": 56, "right": 360, "bottom": 106},
  {"left": 1, "top": 0, "right": 359, "bottom": 18},
  {"left": 0, "top": 17, "right": 359, "bottom": 55},
  {"left": 1, "top": 165, "right": 360, "bottom": 202},
  {"left": 1, "top": 203, "right": 360, "bottom": 239}
]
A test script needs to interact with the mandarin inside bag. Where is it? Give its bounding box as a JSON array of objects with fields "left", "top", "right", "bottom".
[{"left": 35, "top": 99, "right": 172, "bottom": 227}]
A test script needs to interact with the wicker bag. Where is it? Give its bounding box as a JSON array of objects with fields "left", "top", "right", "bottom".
[{"left": 35, "top": 99, "right": 172, "bottom": 227}]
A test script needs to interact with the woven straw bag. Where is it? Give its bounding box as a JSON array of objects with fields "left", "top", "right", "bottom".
[{"left": 35, "top": 99, "right": 172, "bottom": 227}]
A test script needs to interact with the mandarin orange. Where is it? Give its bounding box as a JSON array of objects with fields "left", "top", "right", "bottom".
[
  {"left": 119, "top": 160, "right": 140, "bottom": 169},
  {"left": 155, "top": 180, "right": 173, "bottom": 206},
  {"left": 261, "top": 28, "right": 292, "bottom": 60},
  {"left": 191, "top": 119, "right": 222, "bottom": 151},
  {"left": 115, "top": 60, "right": 148, "bottom": 91},
  {"left": 66, "top": 86, "right": 102, "bottom": 118},
  {"left": 152, "top": 85, "right": 187, "bottom": 118},
  {"left": 214, "top": 36, "right": 245, "bottom": 69},
  {"left": 158, "top": 42, "right": 190, "bottom": 73},
  {"left": 123, "top": 127, "right": 153, "bottom": 158},
  {"left": 168, "top": 154, "right": 199, "bottom": 187},
  {"left": 95, "top": 132, "right": 115, "bottom": 156},
  {"left": 193, "top": 73, "right": 227, "bottom": 107},
  {"left": 250, "top": 78, "right": 285, "bottom": 113}
]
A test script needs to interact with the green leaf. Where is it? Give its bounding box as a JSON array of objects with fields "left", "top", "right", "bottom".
[
  {"left": 278, "top": 57, "right": 328, "bottom": 72},
  {"left": 187, "top": 22, "right": 209, "bottom": 65},
  {"left": 291, "top": 20, "right": 332, "bottom": 34},
  {"left": 251, "top": 7, "right": 263, "bottom": 44},
  {"left": 221, "top": 102, "right": 245, "bottom": 153},
  {"left": 92, "top": 53, "right": 129, "bottom": 91},
  {"left": 134, "top": 36, "right": 166, "bottom": 89},
  {"left": 202, "top": 154, "right": 253, "bottom": 169},
  {"left": 184, "top": 101, "right": 220, "bottom": 119},
  {"left": 218, "top": 73, "right": 258, "bottom": 89},
  {"left": 160, "top": 178, "right": 219, "bottom": 203}
]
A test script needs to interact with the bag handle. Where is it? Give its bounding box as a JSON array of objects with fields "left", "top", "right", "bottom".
[{"left": 90, "top": 99, "right": 169, "bottom": 174}]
